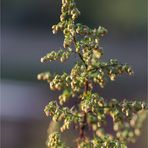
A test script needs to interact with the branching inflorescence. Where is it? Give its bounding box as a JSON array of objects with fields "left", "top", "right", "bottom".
[{"left": 38, "top": 0, "right": 147, "bottom": 147}]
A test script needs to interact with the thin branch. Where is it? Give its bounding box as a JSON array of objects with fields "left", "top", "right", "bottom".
[
  {"left": 73, "top": 36, "right": 88, "bottom": 68},
  {"left": 79, "top": 80, "right": 89, "bottom": 140}
]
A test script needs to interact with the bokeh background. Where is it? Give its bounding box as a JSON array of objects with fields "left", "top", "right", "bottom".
[{"left": 1, "top": 0, "right": 147, "bottom": 147}]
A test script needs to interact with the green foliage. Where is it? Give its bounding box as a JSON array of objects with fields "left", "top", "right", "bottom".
[
  {"left": 47, "top": 132, "right": 65, "bottom": 148},
  {"left": 38, "top": 0, "right": 147, "bottom": 147}
]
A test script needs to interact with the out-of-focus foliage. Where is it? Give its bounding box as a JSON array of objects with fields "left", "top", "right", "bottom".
[
  {"left": 2, "top": 0, "right": 146, "bottom": 31},
  {"left": 78, "top": 0, "right": 146, "bottom": 30}
]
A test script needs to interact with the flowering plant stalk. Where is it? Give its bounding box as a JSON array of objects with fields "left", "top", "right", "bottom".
[{"left": 38, "top": 0, "right": 147, "bottom": 147}]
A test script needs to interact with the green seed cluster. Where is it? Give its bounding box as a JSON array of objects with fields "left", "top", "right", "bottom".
[
  {"left": 80, "top": 91, "right": 104, "bottom": 113},
  {"left": 74, "top": 25, "right": 107, "bottom": 66},
  {"left": 38, "top": 72, "right": 70, "bottom": 90},
  {"left": 78, "top": 138, "right": 92, "bottom": 148},
  {"left": 59, "top": 89, "right": 72, "bottom": 105},
  {"left": 79, "top": 92, "right": 147, "bottom": 145},
  {"left": 109, "top": 100, "right": 147, "bottom": 143},
  {"left": 91, "top": 135, "right": 127, "bottom": 148},
  {"left": 52, "top": 0, "right": 80, "bottom": 49},
  {"left": 77, "top": 135, "right": 128, "bottom": 148},
  {"left": 75, "top": 24, "right": 107, "bottom": 37},
  {"left": 44, "top": 101, "right": 81, "bottom": 133},
  {"left": 37, "top": 72, "right": 52, "bottom": 81},
  {"left": 89, "top": 59, "right": 133, "bottom": 88},
  {"left": 70, "top": 63, "right": 87, "bottom": 92},
  {"left": 80, "top": 92, "right": 106, "bottom": 129},
  {"left": 37, "top": 66, "right": 87, "bottom": 93},
  {"left": 37, "top": 63, "right": 88, "bottom": 98},
  {"left": 38, "top": 0, "right": 147, "bottom": 147},
  {"left": 49, "top": 73, "right": 69, "bottom": 91},
  {"left": 47, "top": 132, "right": 65, "bottom": 148},
  {"left": 41, "top": 48, "right": 72, "bottom": 63}
]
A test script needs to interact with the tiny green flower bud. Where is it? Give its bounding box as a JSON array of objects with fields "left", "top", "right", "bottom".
[
  {"left": 134, "top": 129, "right": 140, "bottom": 136},
  {"left": 40, "top": 57, "right": 45, "bottom": 63},
  {"left": 110, "top": 74, "right": 116, "bottom": 81}
]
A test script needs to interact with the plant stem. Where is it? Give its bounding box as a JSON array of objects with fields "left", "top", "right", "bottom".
[
  {"left": 79, "top": 112, "right": 87, "bottom": 139},
  {"left": 79, "top": 80, "right": 89, "bottom": 140},
  {"left": 73, "top": 36, "right": 88, "bottom": 68},
  {"left": 72, "top": 33, "right": 89, "bottom": 145}
]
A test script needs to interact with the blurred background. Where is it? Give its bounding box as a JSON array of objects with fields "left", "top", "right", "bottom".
[{"left": 1, "top": 0, "right": 147, "bottom": 147}]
